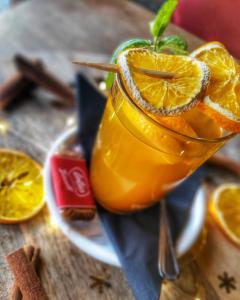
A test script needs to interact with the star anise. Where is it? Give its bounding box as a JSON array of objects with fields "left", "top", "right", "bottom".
[
  {"left": 89, "top": 272, "right": 112, "bottom": 294},
  {"left": 218, "top": 271, "right": 236, "bottom": 294}
]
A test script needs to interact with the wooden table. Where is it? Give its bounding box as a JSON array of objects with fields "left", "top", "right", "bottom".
[{"left": 0, "top": 1, "right": 239, "bottom": 299}]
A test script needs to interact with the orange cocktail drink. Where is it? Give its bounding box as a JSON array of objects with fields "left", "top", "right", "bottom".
[
  {"left": 78, "top": 0, "right": 240, "bottom": 213},
  {"left": 90, "top": 75, "right": 232, "bottom": 213}
]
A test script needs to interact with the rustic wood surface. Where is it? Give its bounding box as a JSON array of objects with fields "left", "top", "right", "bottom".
[{"left": 0, "top": 0, "right": 239, "bottom": 299}]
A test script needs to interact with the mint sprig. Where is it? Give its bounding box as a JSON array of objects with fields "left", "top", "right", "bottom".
[
  {"left": 105, "top": 0, "right": 187, "bottom": 90},
  {"left": 156, "top": 35, "right": 188, "bottom": 54},
  {"left": 150, "top": 0, "right": 178, "bottom": 46}
]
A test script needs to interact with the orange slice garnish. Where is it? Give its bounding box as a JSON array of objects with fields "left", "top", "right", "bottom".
[
  {"left": 118, "top": 48, "right": 209, "bottom": 116},
  {"left": 191, "top": 42, "right": 240, "bottom": 133}
]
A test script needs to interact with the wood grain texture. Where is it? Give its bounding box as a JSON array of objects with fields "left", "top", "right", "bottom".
[
  {"left": 0, "top": 1, "right": 239, "bottom": 299},
  {"left": 0, "top": 51, "right": 133, "bottom": 300},
  {"left": 161, "top": 169, "right": 240, "bottom": 300},
  {"left": 0, "top": 0, "right": 203, "bottom": 60}
]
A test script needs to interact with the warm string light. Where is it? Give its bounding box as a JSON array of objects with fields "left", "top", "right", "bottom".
[
  {"left": 45, "top": 214, "right": 60, "bottom": 233},
  {"left": 0, "top": 115, "right": 10, "bottom": 147},
  {"left": 0, "top": 118, "right": 10, "bottom": 135},
  {"left": 98, "top": 81, "right": 106, "bottom": 91},
  {"left": 65, "top": 116, "right": 76, "bottom": 128}
]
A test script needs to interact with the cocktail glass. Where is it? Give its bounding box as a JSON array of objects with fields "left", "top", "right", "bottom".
[{"left": 90, "top": 75, "right": 235, "bottom": 213}]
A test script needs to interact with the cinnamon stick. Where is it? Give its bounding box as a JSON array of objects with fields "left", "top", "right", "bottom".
[
  {"left": 6, "top": 247, "right": 48, "bottom": 300},
  {"left": 9, "top": 246, "right": 40, "bottom": 300},
  {"left": 14, "top": 54, "right": 75, "bottom": 105},
  {"left": 0, "top": 72, "right": 36, "bottom": 111},
  {"left": 208, "top": 153, "right": 240, "bottom": 176}
]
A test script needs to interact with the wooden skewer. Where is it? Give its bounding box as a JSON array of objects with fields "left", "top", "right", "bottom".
[
  {"left": 73, "top": 60, "right": 175, "bottom": 79},
  {"left": 132, "top": 66, "right": 175, "bottom": 79},
  {"left": 73, "top": 61, "right": 117, "bottom": 73}
]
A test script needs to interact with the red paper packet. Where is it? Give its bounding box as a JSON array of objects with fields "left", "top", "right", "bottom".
[{"left": 51, "top": 154, "right": 96, "bottom": 220}]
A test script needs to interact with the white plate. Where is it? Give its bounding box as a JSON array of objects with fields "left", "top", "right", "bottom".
[{"left": 44, "top": 127, "right": 206, "bottom": 267}]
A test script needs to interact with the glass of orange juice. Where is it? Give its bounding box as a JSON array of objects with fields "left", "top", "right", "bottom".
[{"left": 90, "top": 74, "right": 234, "bottom": 213}]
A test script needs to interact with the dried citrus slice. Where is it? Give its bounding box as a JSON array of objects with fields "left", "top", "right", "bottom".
[
  {"left": 210, "top": 184, "right": 240, "bottom": 245},
  {"left": 118, "top": 48, "right": 209, "bottom": 116},
  {"left": 191, "top": 42, "right": 240, "bottom": 133},
  {"left": 0, "top": 149, "right": 44, "bottom": 223}
]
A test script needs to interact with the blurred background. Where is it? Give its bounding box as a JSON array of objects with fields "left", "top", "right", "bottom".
[
  {"left": 1, "top": 0, "right": 162, "bottom": 12},
  {"left": 1, "top": 0, "right": 239, "bottom": 59},
  {"left": 0, "top": 1, "right": 239, "bottom": 300}
]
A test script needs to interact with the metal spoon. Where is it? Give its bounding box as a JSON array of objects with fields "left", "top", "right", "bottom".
[{"left": 158, "top": 199, "right": 180, "bottom": 281}]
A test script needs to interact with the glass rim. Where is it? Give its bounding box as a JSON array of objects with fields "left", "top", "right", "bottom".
[{"left": 115, "top": 75, "right": 236, "bottom": 144}]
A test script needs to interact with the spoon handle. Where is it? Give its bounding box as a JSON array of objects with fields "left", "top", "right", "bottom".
[{"left": 158, "top": 199, "right": 180, "bottom": 281}]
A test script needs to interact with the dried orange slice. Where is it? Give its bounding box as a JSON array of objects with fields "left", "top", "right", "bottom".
[
  {"left": 0, "top": 149, "right": 44, "bottom": 223},
  {"left": 210, "top": 184, "right": 240, "bottom": 245},
  {"left": 191, "top": 42, "right": 240, "bottom": 133},
  {"left": 118, "top": 48, "right": 209, "bottom": 116}
]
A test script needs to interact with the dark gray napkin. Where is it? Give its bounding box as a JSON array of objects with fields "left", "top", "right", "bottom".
[{"left": 76, "top": 73, "right": 206, "bottom": 300}]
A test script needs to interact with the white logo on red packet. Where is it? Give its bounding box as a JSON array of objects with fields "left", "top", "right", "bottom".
[
  {"left": 69, "top": 167, "right": 90, "bottom": 197},
  {"left": 58, "top": 167, "right": 90, "bottom": 197}
]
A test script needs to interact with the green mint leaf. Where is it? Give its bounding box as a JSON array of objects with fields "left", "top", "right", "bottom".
[
  {"left": 105, "top": 72, "right": 115, "bottom": 90},
  {"left": 158, "top": 44, "right": 188, "bottom": 55},
  {"left": 150, "top": 0, "right": 178, "bottom": 42},
  {"left": 105, "top": 39, "right": 152, "bottom": 90},
  {"left": 157, "top": 35, "right": 188, "bottom": 51}
]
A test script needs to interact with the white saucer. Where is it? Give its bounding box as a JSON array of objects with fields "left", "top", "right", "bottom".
[{"left": 44, "top": 127, "right": 206, "bottom": 267}]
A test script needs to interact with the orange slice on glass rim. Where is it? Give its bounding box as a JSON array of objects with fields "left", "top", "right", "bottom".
[
  {"left": 191, "top": 42, "right": 240, "bottom": 133},
  {"left": 118, "top": 48, "right": 209, "bottom": 116},
  {"left": 210, "top": 184, "right": 240, "bottom": 245},
  {"left": 0, "top": 149, "right": 44, "bottom": 224}
]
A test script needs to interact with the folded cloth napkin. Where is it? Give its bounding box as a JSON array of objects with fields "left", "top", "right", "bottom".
[{"left": 76, "top": 73, "right": 206, "bottom": 300}]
